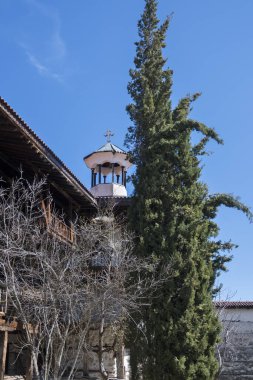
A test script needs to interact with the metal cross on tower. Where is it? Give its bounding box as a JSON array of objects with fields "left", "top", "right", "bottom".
[{"left": 104, "top": 129, "right": 114, "bottom": 142}]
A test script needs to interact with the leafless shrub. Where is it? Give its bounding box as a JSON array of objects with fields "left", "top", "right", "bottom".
[{"left": 0, "top": 178, "right": 162, "bottom": 380}]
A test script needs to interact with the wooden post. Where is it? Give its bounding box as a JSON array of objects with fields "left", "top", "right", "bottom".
[{"left": 0, "top": 330, "right": 8, "bottom": 380}]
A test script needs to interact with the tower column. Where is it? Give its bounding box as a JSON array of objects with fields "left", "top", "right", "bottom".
[
  {"left": 112, "top": 163, "right": 115, "bottom": 183},
  {"left": 98, "top": 165, "right": 102, "bottom": 184},
  {"left": 91, "top": 169, "right": 94, "bottom": 187},
  {"left": 121, "top": 166, "right": 125, "bottom": 185}
]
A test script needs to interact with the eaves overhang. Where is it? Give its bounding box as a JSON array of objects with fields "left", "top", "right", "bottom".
[{"left": 0, "top": 96, "right": 97, "bottom": 210}]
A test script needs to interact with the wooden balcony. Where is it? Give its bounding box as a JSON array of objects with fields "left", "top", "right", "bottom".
[
  {"left": 50, "top": 214, "right": 75, "bottom": 244},
  {"left": 41, "top": 200, "right": 75, "bottom": 244}
]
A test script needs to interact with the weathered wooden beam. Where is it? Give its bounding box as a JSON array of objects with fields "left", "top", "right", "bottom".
[
  {"left": 0, "top": 152, "right": 20, "bottom": 174},
  {"left": 50, "top": 181, "right": 80, "bottom": 210},
  {"left": 0, "top": 326, "right": 16, "bottom": 332}
]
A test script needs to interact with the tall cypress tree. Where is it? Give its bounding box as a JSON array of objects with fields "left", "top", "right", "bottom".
[{"left": 125, "top": 1, "right": 252, "bottom": 379}]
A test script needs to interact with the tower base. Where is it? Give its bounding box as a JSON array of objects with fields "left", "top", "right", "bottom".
[{"left": 90, "top": 183, "right": 127, "bottom": 198}]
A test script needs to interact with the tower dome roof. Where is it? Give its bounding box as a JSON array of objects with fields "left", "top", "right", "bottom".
[
  {"left": 97, "top": 142, "right": 126, "bottom": 154},
  {"left": 84, "top": 142, "right": 126, "bottom": 160}
]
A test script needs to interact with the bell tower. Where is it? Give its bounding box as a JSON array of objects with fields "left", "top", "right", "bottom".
[{"left": 83, "top": 131, "right": 132, "bottom": 198}]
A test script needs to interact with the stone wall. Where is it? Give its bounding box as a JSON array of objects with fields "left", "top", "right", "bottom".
[
  {"left": 0, "top": 327, "right": 128, "bottom": 380},
  {"left": 86, "top": 327, "right": 117, "bottom": 379},
  {"left": 218, "top": 307, "right": 253, "bottom": 380}
]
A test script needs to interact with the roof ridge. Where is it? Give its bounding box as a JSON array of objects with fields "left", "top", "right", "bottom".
[{"left": 214, "top": 301, "right": 253, "bottom": 308}]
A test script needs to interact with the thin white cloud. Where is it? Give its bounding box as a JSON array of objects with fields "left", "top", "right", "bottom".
[
  {"left": 51, "top": 28, "right": 66, "bottom": 61},
  {"left": 26, "top": 0, "right": 66, "bottom": 60},
  {"left": 20, "top": 0, "right": 67, "bottom": 83},
  {"left": 26, "top": 50, "right": 63, "bottom": 83}
]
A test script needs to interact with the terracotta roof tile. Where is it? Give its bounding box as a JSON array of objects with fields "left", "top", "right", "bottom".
[{"left": 214, "top": 301, "right": 253, "bottom": 309}]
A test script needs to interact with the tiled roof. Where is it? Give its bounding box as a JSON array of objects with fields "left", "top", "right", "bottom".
[
  {"left": 97, "top": 142, "right": 125, "bottom": 154},
  {"left": 0, "top": 96, "right": 97, "bottom": 207},
  {"left": 214, "top": 301, "right": 253, "bottom": 309},
  {"left": 84, "top": 142, "right": 126, "bottom": 160}
]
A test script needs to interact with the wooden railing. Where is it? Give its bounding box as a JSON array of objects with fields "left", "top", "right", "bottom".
[
  {"left": 50, "top": 214, "right": 75, "bottom": 244},
  {"left": 41, "top": 200, "right": 75, "bottom": 244}
]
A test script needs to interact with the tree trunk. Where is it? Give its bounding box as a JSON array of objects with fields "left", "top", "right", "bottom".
[{"left": 116, "top": 341, "right": 125, "bottom": 379}]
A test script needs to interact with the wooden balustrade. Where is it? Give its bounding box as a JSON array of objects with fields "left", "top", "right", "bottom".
[
  {"left": 41, "top": 200, "right": 75, "bottom": 244},
  {"left": 50, "top": 214, "right": 75, "bottom": 243}
]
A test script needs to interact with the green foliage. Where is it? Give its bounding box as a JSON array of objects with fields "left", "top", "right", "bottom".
[{"left": 125, "top": 1, "right": 252, "bottom": 379}]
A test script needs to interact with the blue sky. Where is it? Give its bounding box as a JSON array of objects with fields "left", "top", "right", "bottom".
[{"left": 0, "top": 0, "right": 253, "bottom": 300}]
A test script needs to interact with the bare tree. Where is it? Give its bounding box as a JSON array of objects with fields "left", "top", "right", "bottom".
[
  {"left": 80, "top": 212, "right": 161, "bottom": 380},
  {"left": 214, "top": 295, "right": 240, "bottom": 379},
  {"left": 0, "top": 178, "right": 162, "bottom": 380}
]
